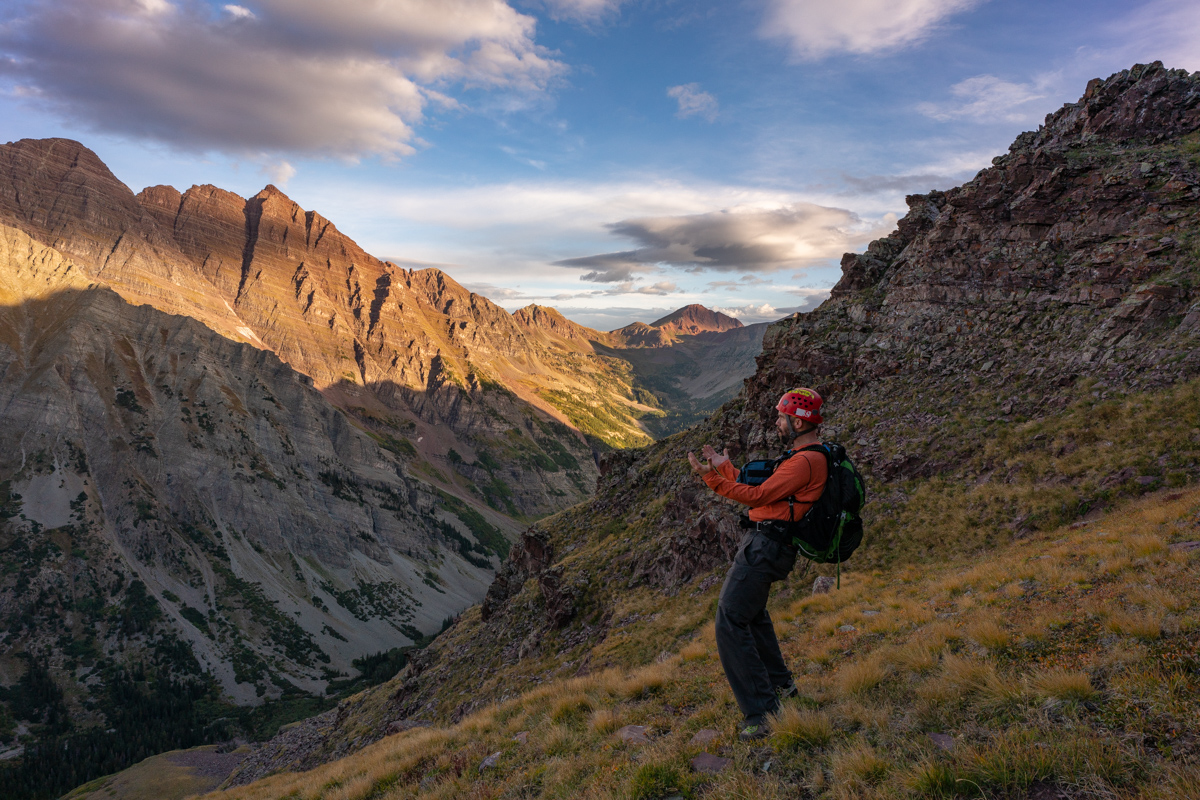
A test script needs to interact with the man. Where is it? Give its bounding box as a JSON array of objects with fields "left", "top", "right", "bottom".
[{"left": 686, "top": 387, "right": 828, "bottom": 741}]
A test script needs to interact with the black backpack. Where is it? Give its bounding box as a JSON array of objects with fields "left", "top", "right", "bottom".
[{"left": 738, "top": 443, "right": 867, "bottom": 580}]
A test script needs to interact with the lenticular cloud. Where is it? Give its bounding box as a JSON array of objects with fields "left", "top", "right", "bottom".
[{"left": 556, "top": 203, "right": 878, "bottom": 282}]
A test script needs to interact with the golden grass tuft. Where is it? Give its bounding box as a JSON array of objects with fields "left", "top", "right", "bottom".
[
  {"left": 966, "top": 617, "right": 1010, "bottom": 650},
  {"left": 1129, "top": 534, "right": 1168, "bottom": 558},
  {"left": 885, "top": 641, "right": 939, "bottom": 674},
  {"left": 549, "top": 692, "right": 594, "bottom": 724},
  {"left": 1015, "top": 613, "right": 1051, "bottom": 642},
  {"left": 918, "top": 621, "right": 962, "bottom": 651},
  {"left": 833, "top": 698, "right": 890, "bottom": 731},
  {"left": 679, "top": 640, "right": 708, "bottom": 662},
  {"left": 588, "top": 707, "right": 626, "bottom": 735},
  {"left": 1000, "top": 580, "right": 1026, "bottom": 599},
  {"left": 1128, "top": 584, "right": 1185, "bottom": 612},
  {"left": 542, "top": 723, "right": 581, "bottom": 757},
  {"left": 772, "top": 706, "right": 833, "bottom": 750},
  {"left": 835, "top": 658, "right": 888, "bottom": 696},
  {"left": 930, "top": 654, "right": 996, "bottom": 699},
  {"left": 829, "top": 743, "right": 890, "bottom": 789},
  {"left": 620, "top": 660, "right": 675, "bottom": 699},
  {"left": 1105, "top": 608, "right": 1163, "bottom": 639},
  {"left": 1030, "top": 668, "right": 1098, "bottom": 702}
]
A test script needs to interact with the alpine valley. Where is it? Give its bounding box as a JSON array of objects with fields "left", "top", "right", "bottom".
[{"left": 0, "top": 137, "right": 769, "bottom": 796}]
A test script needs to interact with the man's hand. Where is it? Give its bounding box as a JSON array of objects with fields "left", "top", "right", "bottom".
[
  {"left": 687, "top": 451, "right": 713, "bottom": 476},
  {"left": 702, "top": 444, "right": 731, "bottom": 470}
]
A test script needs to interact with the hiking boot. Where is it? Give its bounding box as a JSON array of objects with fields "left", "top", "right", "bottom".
[
  {"left": 775, "top": 682, "right": 799, "bottom": 701},
  {"left": 738, "top": 719, "right": 769, "bottom": 741}
]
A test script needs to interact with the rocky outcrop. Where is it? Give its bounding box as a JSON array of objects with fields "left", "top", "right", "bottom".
[{"left": 480, "top": 531, "right": 554, "bottom": 621}]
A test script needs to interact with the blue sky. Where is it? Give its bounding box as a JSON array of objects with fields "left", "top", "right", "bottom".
[{"left": 2, "top": 0, "right": 1198, "bottom": 329}]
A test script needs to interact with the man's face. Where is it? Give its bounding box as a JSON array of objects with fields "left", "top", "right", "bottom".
[{"left": 776, "top": 413, "right": 793, "bottom": 439}]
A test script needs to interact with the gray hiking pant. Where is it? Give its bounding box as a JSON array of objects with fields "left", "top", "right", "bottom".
[{"left": 716, "top": 530, "right": 797, "bottom": 723}]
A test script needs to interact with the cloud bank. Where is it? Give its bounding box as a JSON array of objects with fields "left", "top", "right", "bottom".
[
  {"left": 761, "top": 0, "right": 978, "bottom": 60},
  {"left": 556, "top": 203, "right": 876, "bottom": 282},
  {"left": 0, "top": 0, "right": 561, "bottom": 159}
]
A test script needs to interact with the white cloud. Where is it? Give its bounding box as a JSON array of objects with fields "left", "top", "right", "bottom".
[
  {"left": 350, "top": 179, "right": 855, "bottom": 237},
  {"left": 634, "top": 281, "right": 679, "bottom": 295},
  {"left": 667, "top": 83, "right": 718, "bottom": 121},
  {"left": 259, "top": 159, "right": 297, "bottom": 188},
  {"left": 761, "top": 0, "right": 979, "bottom": 60},
  {"left": 0, "top": 0, "right": 562, "bottom": 158},
  {"left": 917, "top": 74, "right": 1052, "bottom": 123},
  {"left": 532, "top": 0, "right": 626, "bottom": 23},
  {"left": 713, "top": 302, "right": 778, "bottom": 319},
  {"left": 711, "top": 297, "right": 828, "bottom": 323}
]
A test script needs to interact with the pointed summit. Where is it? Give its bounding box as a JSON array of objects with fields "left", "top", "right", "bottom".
[{"left": 650, "top": 304, "right": 743, "bottom": 335}]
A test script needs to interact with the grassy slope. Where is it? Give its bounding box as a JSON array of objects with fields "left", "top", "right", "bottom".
[
  {"left": 64, "top": 746, "right": 240, "bottom": 800},
  {"left": 199, "top": 484, "right": 1200, "bottom": 800}
]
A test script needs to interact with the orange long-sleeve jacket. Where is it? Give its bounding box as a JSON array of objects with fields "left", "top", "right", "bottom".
[{"left": 702, "top": 449, "right": 827, "bottom": 522}]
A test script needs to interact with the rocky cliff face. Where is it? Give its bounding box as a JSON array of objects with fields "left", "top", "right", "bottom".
[
  {"left": 135, "top": 179, "right": 608, "bottom": 511},
  {"left": 246, "top": 64, "right": 1200, "bottom": 771},
  {"left": 0, "top": 223, "right": 501, "bottom": 701}
]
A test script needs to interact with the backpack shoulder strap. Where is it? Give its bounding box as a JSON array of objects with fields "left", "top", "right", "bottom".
[{"left": 784, "top": 444, "right": 828, "bottom": 521}]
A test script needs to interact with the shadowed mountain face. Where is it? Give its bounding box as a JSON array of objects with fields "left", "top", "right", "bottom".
[
  {"left": 213, "top": 63, "right": 1200, "bottom": 784},
  {"left": 0, "top": 223, "right": 508, "bottom": 705}
]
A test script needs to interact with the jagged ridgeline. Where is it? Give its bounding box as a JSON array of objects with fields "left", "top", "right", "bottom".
[
  {"left": 200, "top": 63, "right": 1200, "bottom": 798},
  {"left": 0, "top": 134, "right": 762, "bottom": 796}
]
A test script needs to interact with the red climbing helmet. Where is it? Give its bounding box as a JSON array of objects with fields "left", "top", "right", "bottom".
[{"left": 776, "top": 387, "right": 823, "bottom": 424}]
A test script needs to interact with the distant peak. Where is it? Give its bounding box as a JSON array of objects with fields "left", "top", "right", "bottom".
[{"left": 650, "top": 304, "right": 743, "bottom": 335}]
